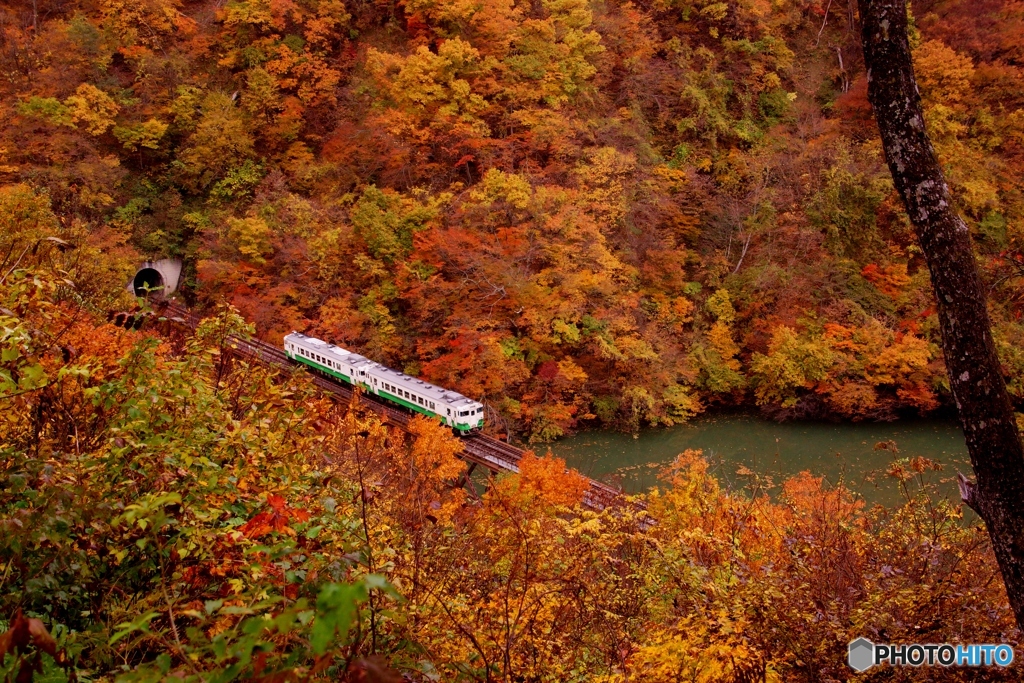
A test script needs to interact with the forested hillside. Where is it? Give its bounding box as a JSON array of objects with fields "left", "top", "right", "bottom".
[
  {"left": 0, "top": 240, "right": 1018, "bottom": 680},
  {"left": 3, "top": 0, "right": 1023, "bottom": 441}
]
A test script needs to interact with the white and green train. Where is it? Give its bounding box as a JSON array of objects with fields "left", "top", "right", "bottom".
[{"left": 284, "top": 332, "right": 486, "bottom": 434}]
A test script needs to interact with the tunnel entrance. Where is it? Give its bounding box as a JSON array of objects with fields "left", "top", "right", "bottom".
[{"left": 132, "top": 268, "right": 164, "bottom": 297}]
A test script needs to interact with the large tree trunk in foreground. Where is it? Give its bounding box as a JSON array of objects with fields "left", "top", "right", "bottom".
[{"left": 858, "top": 0, "right": 1024, "bottom": 628}]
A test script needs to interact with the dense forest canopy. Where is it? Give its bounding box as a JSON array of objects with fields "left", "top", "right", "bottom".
[
  {"left": 0, "top": 256, "right": 1018, "bottom": 681},
  {"left": 2, "top": 0, "right": 1023, "bottom": 443},
  {"left": 5, "top": 0, "right": 1024, "bottom": 678}
]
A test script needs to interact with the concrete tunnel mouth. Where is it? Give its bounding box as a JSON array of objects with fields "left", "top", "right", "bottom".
[{"left": 132, "top": 268, "right": 164, "bottom": 297}]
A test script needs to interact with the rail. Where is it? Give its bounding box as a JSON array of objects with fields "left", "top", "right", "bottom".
[{"left": 159, "top": 301, "right": 632, "bottom": 513}]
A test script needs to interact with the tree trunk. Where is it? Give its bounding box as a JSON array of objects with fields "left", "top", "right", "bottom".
[{"left": 858, "top": 0, "right": 1024, "bottom": 628}]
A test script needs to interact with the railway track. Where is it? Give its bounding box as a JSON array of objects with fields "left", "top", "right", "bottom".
[{"left": 159, "top": 302, "right": 631, "bottom": 512}]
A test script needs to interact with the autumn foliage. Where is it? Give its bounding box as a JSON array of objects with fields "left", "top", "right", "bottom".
[
  {"left": 0, "top": 237, "right": 1019, "bottom": 681},
  {"left": 1, "top": 0, "right": 1023, "bottom": 440},
  {"left": 5, "top": 0, "right": 1024, "bottom": 672}
]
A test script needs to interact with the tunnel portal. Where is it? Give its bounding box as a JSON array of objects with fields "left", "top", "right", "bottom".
[{"left": 132, "top": 268, "right": 164, "bottom": 297}]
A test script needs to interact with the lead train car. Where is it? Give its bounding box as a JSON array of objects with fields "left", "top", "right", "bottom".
[{"left": 283, "top": 332, "right": 486, "bottom": 434}]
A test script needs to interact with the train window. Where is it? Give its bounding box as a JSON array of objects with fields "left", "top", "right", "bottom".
[{"left": 430, "top": 402, "right": 435, "bottom": 409}]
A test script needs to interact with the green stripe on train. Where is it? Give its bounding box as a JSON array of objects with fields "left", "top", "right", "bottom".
[
  {"left": 376, "top": 389, "right": 442, "bottom": 420},
  {"left": 374, "top": 390, "right": 476, "bottom": 431},
  {"left": 290, "top": 354, "right": 352, "bottom": 384}
]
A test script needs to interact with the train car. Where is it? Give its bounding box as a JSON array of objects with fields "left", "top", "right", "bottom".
[{"left": 283, "top": 332, "right": 486, "bottom": 434}]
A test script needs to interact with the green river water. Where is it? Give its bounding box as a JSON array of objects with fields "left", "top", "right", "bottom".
[{"left": 544, "top": 415, "right": 972, "bottom": 508}]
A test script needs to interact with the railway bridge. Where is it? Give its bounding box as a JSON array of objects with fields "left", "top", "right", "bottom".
[{"left": 160, "top": 302, "right": 627, "bottom": 512}]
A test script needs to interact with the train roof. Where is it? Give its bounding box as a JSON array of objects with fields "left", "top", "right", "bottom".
[
  {"left": 369, "top": 364, "right": 479, "bottom": 408},
  {"left": 285, "top": 332, "right": 482, "bottom": 409},
  {"left": 285, "top": 332, "right": 372, "bottom": 364}
]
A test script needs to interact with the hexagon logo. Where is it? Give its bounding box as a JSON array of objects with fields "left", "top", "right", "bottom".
[{"left": 849, "top": 638, "right": 875, "bottom": 672}]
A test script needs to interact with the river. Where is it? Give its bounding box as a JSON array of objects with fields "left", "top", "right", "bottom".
[{"left": 544, "top": 415, "right": 972, "bottom": 508}]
